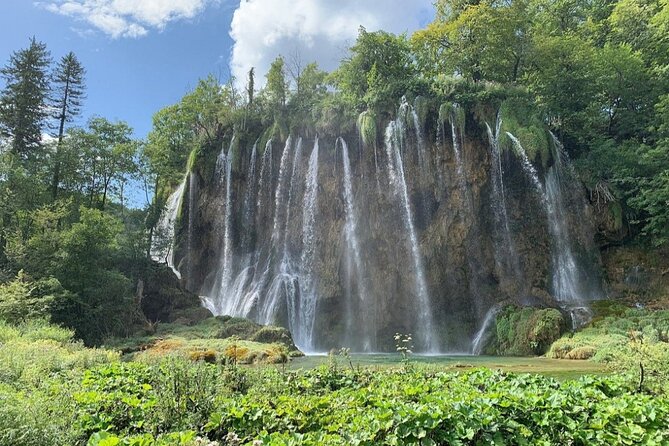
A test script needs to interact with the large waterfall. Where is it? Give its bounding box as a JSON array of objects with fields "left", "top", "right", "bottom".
[{"left": 155, "top": 102, "right": 603, "bottom": 353}]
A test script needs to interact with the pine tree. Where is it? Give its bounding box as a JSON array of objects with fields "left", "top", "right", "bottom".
[
  {"left": 51, "top": 52, "right": 85, "bottom": 199},
  {"left": 0, "top": 37, "right": 52, "bottom": 161}
]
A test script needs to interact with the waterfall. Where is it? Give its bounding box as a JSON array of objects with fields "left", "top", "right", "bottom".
[
  {"left": 150, "top": 177, "right": 186, "bottom": 279},
  {"left": 471, "top": 305, "right": 500, "bottom": 355},
  {"left": 201, "top": 139, "right": 236, "bottom": 315},
  {"left": 412, "top": 108, "right": 428, "bottom": 178},
  {"left": 339, "top": 137, "right": 375, "bottom": 351},
  {"left": 296, "top": 139, "right": 320, "bottom": 351},
  {"left": 450, "top": 108, "right": 485, "bottom": 327},
  {"left": 212, "top": 140, "right": 236, "bottom": 314},
  {"left": 241, "top": 141, "right": 258, "bottom": 255},
  {"left": 508, "top": 132, "right": 597, "bottom": 326},
  {"left": 256, "top": 140, "right": 273, "bottom": 222},
  {"left": 282, "top": 138, "right": 305, "bottom": 341},
  {"left": 282, "top": 138, "right": 303, "bottom": 261},
  {"left": 385, "top": 121, "right": 438, "bottom": 353},
  {"left": 486, "top": 117, "right": 522, "bottom": 286},
  {"left": 258, "top": 137, "right": 296, "bottom": 325},
  {"left": 546, "top": 168, "right": 585, "bottom": 303},
  {"left": 270, "top": 136, "right": 294, "bottom": 250},
  {"left": 186, "top": 171, "right": 198, "bottom": 289},
  {"left": 506, "top": 133, "right": 545, "bottom": 200},
  {"left": 161, "top": 102, "right": 604, "bottom": 352}
]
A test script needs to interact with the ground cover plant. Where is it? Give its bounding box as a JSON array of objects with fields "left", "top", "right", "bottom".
[
  {"left": 2, "top": 319, "right": 669, "bottom": 446},
  {"left": 548, "top": 304, "right": 669, "bottom": 394}
]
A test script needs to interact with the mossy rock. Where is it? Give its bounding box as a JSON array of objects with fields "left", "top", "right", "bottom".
[
  {"left": 250, "top": 326, "right": 296, "bottom": 350},
  {"left": 141, "top": 263, "right": 209, "bottom": 325},
  {"left": 491, "top": 305, "right": 566, "bottom": 356}
]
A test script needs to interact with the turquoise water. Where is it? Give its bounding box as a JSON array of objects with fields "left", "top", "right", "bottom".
[{"left": 286, "top": 354, "right": 604, "bottom": 380}]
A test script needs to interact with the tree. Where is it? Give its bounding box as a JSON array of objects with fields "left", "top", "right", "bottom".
[
  {"left": 180, "top": 76, "right": 226, "bottom": 147},
  {"left": 0, "top": 37, "right": 51, "bottom": 161},
  {"left": 413, "top": 0, "right": 531, "bottom": 83},
  {"left": 51, "top": 52, "right": 86, "bottom": 200},
  {"left": 266, "top": 57, "right": 288, "bottom": 110},
  {"left": 67, "top": 118, "right": 136, "bottom": 210},
  {"left": 247, "top": 67, "right": 255, "bottom": 106},
  {"left": 288, "top": 62, "right": 327, "bottom": 133},
  {"left": 332, "top": 27, "right": 416, "bottom": 114}
]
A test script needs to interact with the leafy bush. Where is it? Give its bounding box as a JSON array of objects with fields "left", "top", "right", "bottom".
[
  {"left": 548, "top": 307, "right": 669, "bottom": 393},
  {"left": 0, "top": 271, "right": 54, "bottom": 323}
]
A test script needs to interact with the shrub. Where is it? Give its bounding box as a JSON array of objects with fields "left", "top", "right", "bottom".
[{"left": 491, "top": 306, "right": 566, "bottom": 355}]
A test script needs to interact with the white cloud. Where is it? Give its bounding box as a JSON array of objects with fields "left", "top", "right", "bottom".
[
  {"left": 40, "top": 0, "right": 216, "bottom": 38},
  {"left": 229, "top": 0, "right": 434, "bottom": 86}
]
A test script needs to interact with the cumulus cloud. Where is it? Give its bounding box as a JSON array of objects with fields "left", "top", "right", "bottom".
[
  {"left": 39, "top": 0, "right": 216, "bottom": 38},
  {"left": 229, "top": 0, "right": 434, "bottom": 86}
]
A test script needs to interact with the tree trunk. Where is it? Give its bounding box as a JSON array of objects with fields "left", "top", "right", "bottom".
[{"left": 51, "top": 78, "right": 70, "bottom": 201}]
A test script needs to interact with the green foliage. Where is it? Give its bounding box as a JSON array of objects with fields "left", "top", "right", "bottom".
[
  {"left": 0, "top": 37, "right": 51, "bottom": 160},
  {"left": 332, "top": 27, "right": 417, "bottom": 115},
  {"left": 548, "top": 307, "right": 669, "bottom": 393},
  {"left": 492, "top": 306, "right": 566, "bottom": 356},
  {"left": 204, "top": 368, "right": 669, "bottom": 445},
  {"left": 2, "top": 318, "right": 669, "bottom": 445},
  {"left": 356, "top": 110, "right": 377, "bottom": 148},
  {"left": 412, "top": 0, "right": 531, "bottom": 83},
  {"left": 0, "top": 271, "right": 51, "bottom": 323},
  {"left": 499, "top": 97, "right": 551, "bottom": 165}
]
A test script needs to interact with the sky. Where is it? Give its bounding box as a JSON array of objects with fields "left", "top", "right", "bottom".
[{"left": 1, "top": 0, "right": 434, "bottom": 205}]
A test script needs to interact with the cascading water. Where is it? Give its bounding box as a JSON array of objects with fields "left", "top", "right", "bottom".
[
  {"left": 507, "top": 132, "right": 599, "bottom": 326},
  {"left": 486, "top": 117, "right": 523, "bottom": 287},
  {"left": 282, "top": 138, "right": 305, "bottom": 342},
  {"left": 258, "top": 137, "right": 296, "bottom": 325},
  {"left": 385, "top": 120, "right": 438, "bottom": 353},
  {"left": 150, "top": 177, "right": 186, "bottom": 279},
  {"left": 186, "top": 171, "right": 198, "bottom": 290},
  {"left": 154, "top": 98, "right": 606, "bottom": 353},
  {"left": 203, "top": 139, "right": 235, "bottom": 315},
  {"left": 471, "top": 304, "right": 501, "bottom": 355},
  {"left": 448, "top": 108, "right": 486, "bottom": 347},
  {"left": 241, "top": 141, "right": 258, "bottom": 255},
  {"left": 295, "top": 139, "right": 320, "bottom": 351},
  {"left": 339, "top": 138, "right": 375, "bottom": 351},
  {"left": 507, "top": 133, "right": 546, "bottom": 200},
  {"left": 412, "top": 108, "right": 429, "bottom": 179}
]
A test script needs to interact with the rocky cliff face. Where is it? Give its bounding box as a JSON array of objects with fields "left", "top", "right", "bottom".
[{"left": 163, "top": 104, "right": 604, "bottom": 353}]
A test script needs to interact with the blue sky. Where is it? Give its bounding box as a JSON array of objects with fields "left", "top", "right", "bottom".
[{"left": 0, "top": 1, "right": 237, "bottom": 137}]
